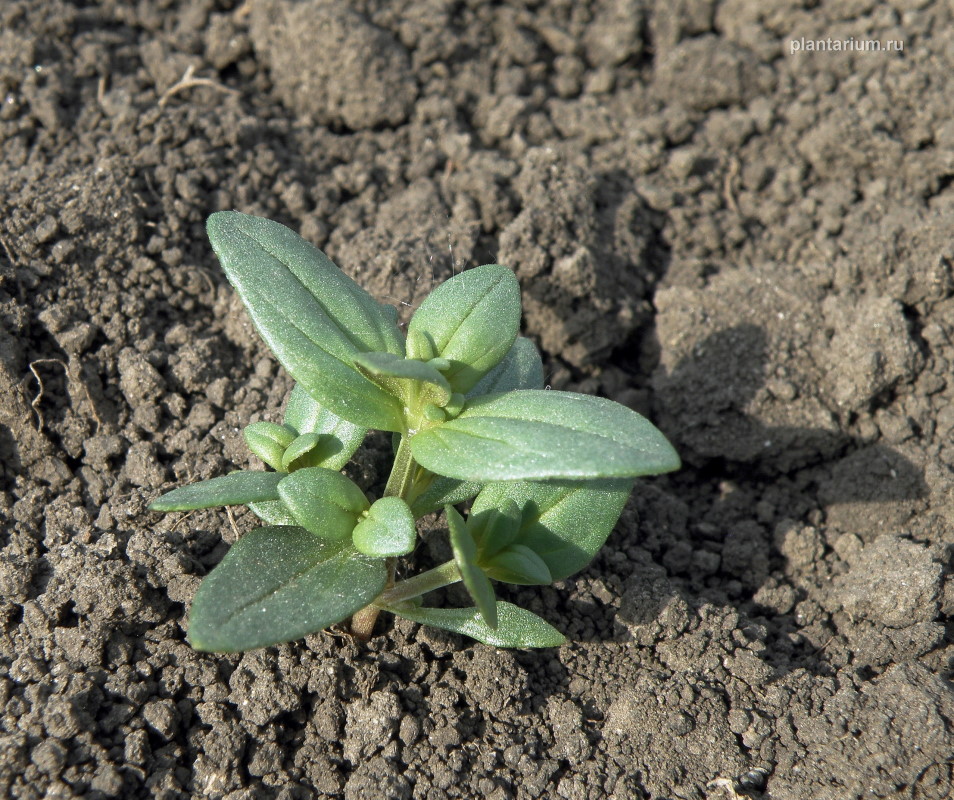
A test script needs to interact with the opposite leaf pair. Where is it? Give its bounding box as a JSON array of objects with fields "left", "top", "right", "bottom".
[{"left": 149, "top": 211, "right": 680, "bottom": 651}]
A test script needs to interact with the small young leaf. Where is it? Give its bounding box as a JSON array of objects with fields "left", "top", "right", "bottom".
[
  {"left": 387, "top": 601, "right": 566, "bottom": 648},
  {"left": 188, "top": 527, "right": 386, "bottom": 652},
  {"left": 407, "top": 474, "right": 482, "bottom": 518},
  {"left": 406, "top": 264, "right": 521, "bottom": 394},
  {"left": 281, "top": 432, "right": 323, "bottom": 471},
  {"left": 353, "top": 351, "right": 449, "bottom": 387},
  {"left": 468, "top": 336, "right": 544, "bottom": 397},
  {"left": 277, "top": 468, "right": 369, "bottom": 541},
  {"left": 410, "top": 390, "right": 681, "bottom": 481},
  {"left": 244, "top": 422, "right": 298, "bottom": 471},
  {"left": 283, "top": 384, "right": 366, "bottom": 471},
  {"left": 446, "top": 505, "right": 497, "bottom": 628},
  {"left": 471, "top": 479, "right": 633, "bottom": 580},
  {"left": 207, "top": 212, "right": 405, "bottom": 432},
  {"left": 248, "top": 499, "right": 298, "bottom": 526},
  {"left": 483, "top": 544, "right": 552, "bottom": 585},
  {"left": 423, "top": 404, "right": 447, "bottom": 423},
  {"left": 405, "top": 327, "right": 436, "bottom": 361},
  {"left": 469, "top": 499, "right": 523, "bottom": 560},
  {"left": 150, "top": 472, "right": 284, "bottom": 512},
  {"left": 352, "top": 497, "right": 416, "bottom": 557},
  {"left": 443, "top": 393, "right": 465, "bottom": 417},
  {"left": 352, "top": 351, "right": 452, "bottom": 410}
]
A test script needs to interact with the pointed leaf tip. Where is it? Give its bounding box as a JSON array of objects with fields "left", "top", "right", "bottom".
[
  {"left": 150, "top": 471, "right": 284, "bottom": 512},
  {"left": 387, "top": 601, "right": 565, "bottom": 648}
]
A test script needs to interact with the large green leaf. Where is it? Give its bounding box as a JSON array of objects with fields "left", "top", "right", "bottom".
[
  {"left": 410, "top": 390, "right": 681, "bottom": 481},
  {"left": 471, "top": 479, "right": 633, "bottom": 580},
  {"left": 468, "top": 336, "right": 544, "bottom": 397},
  {"left": 283, "top": 384, "right": 366, "bottom": 471},
  {"left": 406, "top": 264, "right": 520, "bottom": 394},
  {"left": 150, "top": 471, "right": 284, "bottom": 512},
  {"left": 277, "top": 467, "right": 369, "bottom": 542},
  {"left": 387, "top": 601, "right": 566, "bottom": 648},
  {"left": 447, "top": 505, "right": 497, "bottom": 628},
  {"left": 188, "top": 527, "right": 386, "bottom": 652},
  {"left": 207, "top": 212, "right": 404, "bottom": 431}
]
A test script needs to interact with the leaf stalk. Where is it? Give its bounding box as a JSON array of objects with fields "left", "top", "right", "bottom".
[
  {"left": 351, "top": 434, "right": 421, "bottom": 639},
  {"left": 374, "top": 559, "right": 461, "bottom": 607}
]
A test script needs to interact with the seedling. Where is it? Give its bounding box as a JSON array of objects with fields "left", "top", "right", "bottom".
[{"left": 150, "top": 212, "right": 680, "bottom": 651}]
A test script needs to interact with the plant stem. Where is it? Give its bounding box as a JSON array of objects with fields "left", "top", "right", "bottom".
[
  {"left": 384, "top": 434, "right": 416, "bottom": 499},
  {"left": 350, "top": 434, "right": 418, "bottom": 640},
  {"left": 374, "top": 559, "right": 460, "bottom": 607},
  {"left": 349, "top": 603, "right": 380, "bottom": 641}
]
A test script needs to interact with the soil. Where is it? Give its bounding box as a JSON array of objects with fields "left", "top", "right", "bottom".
[{"left": 1, "top": 0, "right": 952, "bottom": 798}]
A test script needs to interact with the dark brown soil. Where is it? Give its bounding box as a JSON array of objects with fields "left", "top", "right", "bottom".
[{"left": 1, "top": 1, "right": 952, "bottom": 798}]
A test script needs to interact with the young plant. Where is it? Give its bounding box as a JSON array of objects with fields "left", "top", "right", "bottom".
[{"left": 149, "top": 212, "right": 680, "bottom": 651}]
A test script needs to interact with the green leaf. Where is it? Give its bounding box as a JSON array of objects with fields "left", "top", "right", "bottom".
[
  {"left": 468, "top": 337, "right": 544, "bottom": 397},
  {"left": 483, "top": 544, "right": 552, "bottom": 585},
  {"left": 283, "top": 383, "right": 323, "bottom": 432},
  {"left": 188, "top": 527, "right": 386, "bottom": 652},
  {"left": 469, "top": 499, "right": 523, "bottom": 560},
  {"left": 410, "top": 390, "right": 681, "bottom": 481},
  {"left": 471, "top": 479, "right": 633, "bottom": 580},
  {"left": 387, "top": 601, "right": 566, "bottom": 648},
  {"left": 206, "top": 212, "right": 404, "bottom": 431},
  {"left": 352, "top": 351, "right": 452, "bottom": 409},
  {"left": 248, "top": 499, "right": 298, "bottom": 526},
  {"left": 407, "top": 474, "right": 482, "bottom": 518},
  {"left": 446, "top": 505, "right": 497, "bottom": 628},
  {"left": 352, "top": 497, "right": 417, "bottom": 557},
  {"left": 283, "top": 384, "right": 366, "bottom": 470},
  {"left": 406, "top": 264, "right": 520, "bottom": 394},
  {"left": 244, "top": 422, "right": 298, "bottom": 471},
  {"left": 281, "top": 432, "right": 323, "bottom": 471},
  {"left": 150, "top": 472, "right": 284, "bottom": 512},
  {"left": 277, "top": 468, "right": 369, "bottom": 542}
]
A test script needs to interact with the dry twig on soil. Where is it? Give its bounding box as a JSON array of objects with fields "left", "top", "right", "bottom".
[{"left": 158, "top": 65, "right": 239, "bottom": 108}]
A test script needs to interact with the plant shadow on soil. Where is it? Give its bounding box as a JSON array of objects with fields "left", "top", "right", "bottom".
[{"left": 552, "top": 323, "right": 927, "bottom": 681}]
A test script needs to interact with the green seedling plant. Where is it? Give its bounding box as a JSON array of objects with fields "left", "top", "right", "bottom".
[{"left": 150, "top": 212, "right": 680, "bottom": 651}]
